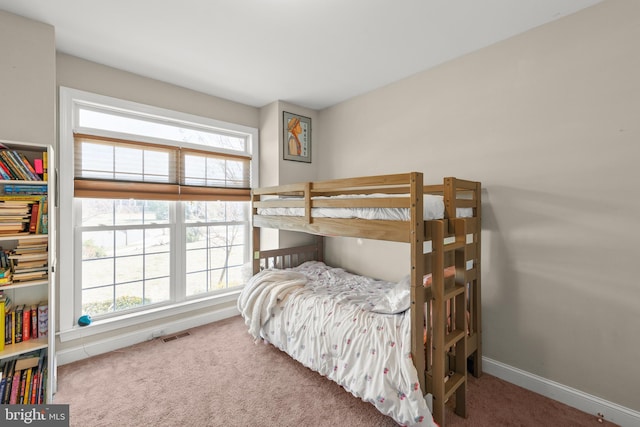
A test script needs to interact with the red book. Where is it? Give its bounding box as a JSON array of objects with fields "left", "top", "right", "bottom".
[
  {"left": 31, "top": 304, "right": 38, "bottom": 338},
  {"left": 29, "top": 203, "right": 39, "bottom": 233},
  {"left": 9, "top": 369, "right": 21, "bottom": 404},
  {"left": 22, "top": 307, "right": 31, "bottom": 341},
  {"left": 34, "top": 159, "right": 44, "bottom": 175},
  {"left": 0, "top": 160, "right": 12, "bottom": 180},
  {"left": 30, "top": 370, "right": 39, "bottom": 404}
]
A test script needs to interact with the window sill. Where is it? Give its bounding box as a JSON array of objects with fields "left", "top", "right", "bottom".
[{"left": 57, "top": 289, "right": 241, "bottom": 343}]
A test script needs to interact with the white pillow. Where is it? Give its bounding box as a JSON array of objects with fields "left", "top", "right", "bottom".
[{"left": 369, "top": 275, "right": 411, "bottom": 314}]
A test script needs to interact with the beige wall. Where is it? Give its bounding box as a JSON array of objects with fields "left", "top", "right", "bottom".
[
  {"left": 57, "top": 53, "right": 259, "bottom": 129},
  {"left": 318, "top": 0, "right": 640, "bottom": 411},
  {"left": 0, "top": 11, "right": 55, "bottom": 144},
  {"left": 257, "top": 101, "right": 319, "bottom": 186},
  {"left": 258, "top": 101, "right": 319, "bottom": 250}
]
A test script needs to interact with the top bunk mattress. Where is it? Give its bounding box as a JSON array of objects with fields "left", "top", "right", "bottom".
[{"left": 256, "top": 193, "right": 473, "bottom": 221}]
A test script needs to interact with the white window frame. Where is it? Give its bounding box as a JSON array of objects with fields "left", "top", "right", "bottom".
[{"left": 58, "top": 87, "right": 259, "bottom": 341}]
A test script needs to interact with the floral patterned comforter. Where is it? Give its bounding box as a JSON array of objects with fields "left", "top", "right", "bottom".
[{"left": 241, "top": 261, "right": 435, "bottom": 427}]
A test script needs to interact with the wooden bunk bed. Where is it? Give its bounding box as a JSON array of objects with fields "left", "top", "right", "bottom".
[{"left": 247, "top": 172, "right": 481, "bottom": 426}]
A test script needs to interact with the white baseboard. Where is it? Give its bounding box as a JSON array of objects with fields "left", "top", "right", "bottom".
[
  {"left": 56, "top": 306, "right": 240, "bottom": 366},
  {"left": 483, "top": 357, "right": 640, "bottom": 427}
]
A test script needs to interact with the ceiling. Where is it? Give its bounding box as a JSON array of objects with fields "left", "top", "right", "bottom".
[{"left": 1, "top": 0, "right": 603, "bottom": 110}]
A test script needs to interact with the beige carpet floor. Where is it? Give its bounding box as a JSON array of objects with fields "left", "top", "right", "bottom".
[{"left": 53, "top": 316, "right": 616, "bottom": 427}]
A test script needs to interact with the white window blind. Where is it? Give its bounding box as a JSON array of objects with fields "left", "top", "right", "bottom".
[{"left": 74, "top": 133, "right": 251, "bottom": 201}]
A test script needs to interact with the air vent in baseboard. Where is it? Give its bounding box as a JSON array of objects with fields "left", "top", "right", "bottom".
[{"left": 162, "top": 331, "right": 191, "bottom": 343}]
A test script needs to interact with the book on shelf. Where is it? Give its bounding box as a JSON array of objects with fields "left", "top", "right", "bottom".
[
  {"left": 4, "top": 311, "right": 11, "bottom": 346},
  {"left": 42, "top": 151, "right": 48, "bottom": 181},
  {"left": 0, "top": 196, "right": 47, "bottom": 236},
  {"left": 28, "top": 203, "right": 39, "bottom": 233},
  {"left": 10, "top": 238, "right": 49, "bottom": 281},
  {"left": 10, "top": 265, "right": 48, "bottom": 283},
  {"left": 9, "top": 366, "right": 20, "bottom": 403},
  {"left": 16, "top": 152, "right": 41, "bottom": 181},
  {"left": 19, "top": 367, "right": 30, "bottom": 404},
  {"left": 7, "top": 236, "right": 49, "bottom": 265},
  {"left": 0, "top": 296, "right": 45, "bottom": 346},
  {"left": 0, "top": 293, "right": 12, "bottom": 346},
  {"left": 12, "top": 246, "right": 48, "bottom": 255},
  {"left": 5, "top": 151, "right": 29, "bottom": 181},
  {"left": 37, "top": 302, "right": 48, "bottom": 338},
  {"left": 0, "top": 359, "right": 10, "bottom": 402},
  {"left": 25, "top": 369, "right": 33, "bottom": 404},
  {"left": 13, "top": 262, "right": 48, "bottom": 271},
  {"left": 1, "top": 359, "right": 16, "bottom": 404},
  {"left": 0, "top": 162, "right": 11, "bottom": 180},
  {"left": 30, "top": 304, "right": 37, "bottom": 339},
  {"left": 38, "top": 199, "right": 48, "bottom": 234},
  {"left": 0, "top": 202, "right": 31, "bottom": 216},
  {"left": 11, "top": 271, "right": 47, "bottom": 283},
  {"left": 15, "top": 305, "right": 23, "bottom": 343},
  {"left": 0, "top": 266, "right": 12, "bottom": 286},
  {"left": 0, "top": 199, "right": 30, "bottom": 205},
  {"left": 9, "top": 252, "right": 48, "bottom": 262},
  {"left": 5, "top": 310, "right": 14, "bottom": 346},
  {"left": 0, "top": 223, "right": 27, "bottom": 234},
  {"left": 30, "top": 353, "right": 43, "bottom": 404},
  {"left": 3, "top": 184, "right": 48, "bottom": 195},
  {"left": 0, "top": 151, "right": 27, "bottom": 181},
  {"left": 0, "top": 150, "right": 42, "bottom": 181},
  {"left": 15, "top": 236, "right": 48, "bottom": 248},
  {"left": 0, "top": 295, "right": 5, "bottom": 351},
  {"left": 0, "top": 214, "right": 30, "bottom": 221},
  {"left": 0, "top": 349, "right": 47, "bottom": 404},
  {"left": 0, "top": 217, "right": 30, "bottom": 225},
  {"left": 0, "top": 152, "right": 19, "bottom": 180},
  {"left": 22, "top": 306, "right": 30, "bottom": 342},
  {"left": 9, "top": 238, "right": 48, "bottom": 264},
  {"left": 34, "top": 159, "right": 43, "bottom": 176},
  {"left": 12, "top": 261, "right": 47, "bottom": 270},
  {"left": 11, "top": 311, "right": 15, "bottom": 344},
  {"left": 0, "top": 252, "right": 9, "bottom": 269}
]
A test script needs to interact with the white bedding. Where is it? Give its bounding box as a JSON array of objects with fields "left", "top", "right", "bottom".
[
  {"left": 257, "top": 193, "right": 472, "bottom": 221},
  {"left": 238, "top": 261, "right": 436, "bottom": 427}
]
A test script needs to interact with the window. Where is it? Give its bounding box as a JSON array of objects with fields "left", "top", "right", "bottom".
[
  {"left": 184, "top": 201, "right": 249, "bottom": 296},
  {"left": 80, "top": 199, "right": 173, "bottom": 315},
  {"left": 59, "top": 87, "right": 258, "bottom": 338}
]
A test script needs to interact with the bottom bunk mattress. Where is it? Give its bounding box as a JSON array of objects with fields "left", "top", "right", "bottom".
[{"left": 237, "top": 261, "right": 436, "bottom": 427}]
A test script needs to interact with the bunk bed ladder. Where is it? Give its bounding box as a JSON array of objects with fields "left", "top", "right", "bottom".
[
  {"left": 430, "top": 219, "right": 468, "bottom": 425},
  {"left": 445, "top": 177, "right": 482, "bottom": 379}
]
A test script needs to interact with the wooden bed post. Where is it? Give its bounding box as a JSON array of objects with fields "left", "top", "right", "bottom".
[
  {"left": 472, "top": 181, "right": 482, "bottom": 377},
  {"left": 409, "top": 172, "right": 426, "bottom": 394},
  {"left": 316, "top": 235, "right": 324, "bottom": 263},
  {"left": 444, "top": 177, "right": 456, "bottom": 234},
  {"left": 252, "top": 190, "right": 261, "bottom": 275},
  {"left": 430, "top": 219, "right": 446, "bottom": 424},
  {"left": 452, "top": 218, "right": 469, "bottom": 418}
]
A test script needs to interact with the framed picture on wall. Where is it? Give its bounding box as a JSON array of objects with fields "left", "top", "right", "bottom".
[{"left": 283, "top": 111, "right": 311, "bottom": 163}]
